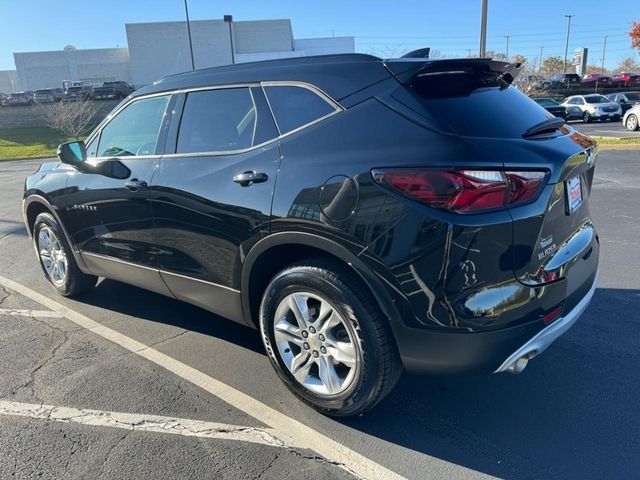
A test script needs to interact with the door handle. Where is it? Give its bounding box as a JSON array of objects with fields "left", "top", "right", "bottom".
[
  {"left": 233, "top": 171, "right": 268, "bottom": 187},
  {"left": 125, "top": 178, "right": 148, "bottom": 191}
]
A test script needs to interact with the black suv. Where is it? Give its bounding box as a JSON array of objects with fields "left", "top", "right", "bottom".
[{"left": 23, "top": 54, "right": 599, "bottom": 416}]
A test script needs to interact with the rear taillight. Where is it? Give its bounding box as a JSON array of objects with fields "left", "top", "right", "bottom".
[{"left": 372, "top": 169, "right": 547, "bottom": 213}]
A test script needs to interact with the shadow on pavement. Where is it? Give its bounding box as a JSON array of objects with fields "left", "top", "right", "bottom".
[
  {"left": 75, "top": 282, "right": 638, "bottom": 478},
  {"left": 79, "top": 278, "right": 264, "bottom": 354},
  {"left": 342, "top": 287, "right": 639, "bottom": 478}
]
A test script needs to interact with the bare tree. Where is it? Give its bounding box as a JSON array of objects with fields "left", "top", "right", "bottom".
[{"left": 44, "top": 99, "right": 97, "bottom": 139}]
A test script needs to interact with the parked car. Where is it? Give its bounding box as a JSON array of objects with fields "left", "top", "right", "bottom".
[
  {"left": 23, "top": 54, "right": 599, "bottom": 416},
  {"left": 623, "top": 104, "right": 640, "bottom": 131},
  {"left": 543, "top": 73, "right": 581, "bottom": 89},
  {"left": 6, "top": 92, "right": 34, "bottom": 106},
  {"left": 581, "top": 73, "right": 612, "bottom": 87},
  {"left": 93, "top": 81, "right": 135, "bottom": 100},
  {"left": 34, "top": 88, "right": 65, "bottom": 104},
  {"left": 561, "top": 94, "right": 622, "bottom": 122},
  {"left": 532, "top": 97, "right": 567, "bottom": 119},
  {"left": 611, "top": 72, "right": 640, "bottom": 88},
  {"left": 63, "top": 85, "right": 94, "bottom": 101},
  {"left": 606, "top": 91, "right": 640, "bottom": 114}
]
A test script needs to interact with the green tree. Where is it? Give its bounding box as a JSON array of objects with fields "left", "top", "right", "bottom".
[{"left": 540, "top": 56, "right": 565, "bottom": 76}]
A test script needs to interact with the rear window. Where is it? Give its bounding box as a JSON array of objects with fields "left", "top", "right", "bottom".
[
  {"left": 264, "top": 85, "right": 337, "bottom": 135},
  {"left": 410, "top": 78, "right": 552, "bottom": 138},
  {"left": 585, "top": 95, "right": 608, "bottom": 104}
]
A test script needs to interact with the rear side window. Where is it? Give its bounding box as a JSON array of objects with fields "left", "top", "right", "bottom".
[
  {"left": 177, "top": 88, "right": 257, "bottom": 153},
  {"left": 264, "top": 85, "right": 337, "bottom": 135}
]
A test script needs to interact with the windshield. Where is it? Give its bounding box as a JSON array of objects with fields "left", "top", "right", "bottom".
[
  {"left": 625, "top": 93, "right": 640, "bottom": 101},
  {"left": 585, "top": 95, "right": 609, "bottom": 104}
]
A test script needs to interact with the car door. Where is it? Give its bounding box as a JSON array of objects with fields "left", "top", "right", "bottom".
[
  {"left": 149, "top": 85, "right": 280, "bottom": 323},
  {"left": 60, "top": 93, "right": 175, "bottom": 295}
]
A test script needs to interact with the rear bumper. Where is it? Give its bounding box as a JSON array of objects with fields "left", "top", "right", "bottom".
[
  {"left": 494, "top": 272, "right": 597, "bottom": 373},
  {"left": 394, "top": 270, "right": 598, "bottom": 375}
]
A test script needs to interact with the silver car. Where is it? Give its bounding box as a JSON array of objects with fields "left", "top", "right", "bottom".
[
  {"left": 561, "top": 94, "right": 622, "bottom": 123},
  {"left": 623, "top": 104, "right": 640, "bottom": 131}
]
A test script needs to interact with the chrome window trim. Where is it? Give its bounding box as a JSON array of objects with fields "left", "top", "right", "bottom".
[{"left": 85, "top": 81, "right": 344, "bottom": 160}]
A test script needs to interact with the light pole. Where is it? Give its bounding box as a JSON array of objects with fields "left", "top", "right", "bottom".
[
  {"left": 504, "top": 35, "right": 510, "bottom": 61},
  {"left": 601, "top": 35, "right": 608, "bottom": 73},
  {"left": 224, "top": 15, "right": 235, "bottom": 64},
  {"left": 479, "top": 0, "right": 488, "bottom": 57},
  {"left": 539, "top": 46, "right": 544, "bottom": 71},
  {"left": 184, "top": 0, "right": 195, "bottom": 70},
  {"left": 563, "top": 14, "right": 574, "bottom": 73}
]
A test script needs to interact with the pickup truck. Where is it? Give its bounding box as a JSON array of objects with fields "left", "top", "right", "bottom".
[{"left": 93, "top": 81, "right": 134, "bottom": 100}]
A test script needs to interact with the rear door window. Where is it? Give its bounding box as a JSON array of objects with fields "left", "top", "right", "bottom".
[
  {"left": 263, "top": 85, "right": 337, "bottom": 135},
  {"left": 176, "top": 87, "right": 260, "bottom": 153}
]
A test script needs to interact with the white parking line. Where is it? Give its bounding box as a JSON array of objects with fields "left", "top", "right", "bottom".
[
  {"left": 0, "top": 308, "right": 63, "bottom": 318},
  {"left": 0, "top": 274, "right": 409, "bottom": 480},
  {"left": 0, "top": 400, "right": 284, "bottom": 447}
]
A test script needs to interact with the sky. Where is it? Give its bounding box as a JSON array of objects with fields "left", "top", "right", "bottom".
[{"left": 0, "top": 0, "right": 638, "bottom": 71}]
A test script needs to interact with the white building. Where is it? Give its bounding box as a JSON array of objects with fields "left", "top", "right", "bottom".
[
  {"left": 14, "top": 47, "right": 129, "bottom": 91},
  {"left": 10, "top": 18, "right": 354, "bottom": 91},
  {"left": 0, "top": 70, "right": 20, "bottom": 93}
]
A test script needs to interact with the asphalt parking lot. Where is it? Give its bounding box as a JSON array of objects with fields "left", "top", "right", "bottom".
[
  {"left": 1, "top": 150, "right": 639, "bottom": 479},
  {"left": 572, "top": 120, "right": 640, "bottom": 138}
]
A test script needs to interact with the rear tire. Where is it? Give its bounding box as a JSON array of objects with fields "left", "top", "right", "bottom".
[
  {"left": 626, "top": 114, "right": 639, "bottom": 131},
  {"left": 33, "top": 213, "right": 97, "bottom": 297},
  {"left": 259, "top": 259, "right": 402, "bottom": 416}
]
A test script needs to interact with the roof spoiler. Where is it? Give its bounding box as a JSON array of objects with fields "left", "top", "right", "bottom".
[{"left": 384, "top": 57, "right": 523, "bottom": 86}]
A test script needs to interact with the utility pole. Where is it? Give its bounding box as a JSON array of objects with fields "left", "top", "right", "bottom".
[
  {"left": 504, "top": 35, "right": 510, "bottom": 61},
  {"left": 184, "top": 0, "right": 195, "bottom": 70},
  {"left": 467, "top": 48, "right": 473, "bottom": 58},
  {"left": 563, "top": 14, "right": 574, "bottom": 73},
  {"left": 224, "top": 15, "right": 235, "bottom": 64},
  {"left": 479, "top": 0, "right": 488, "bottom": 57},
  {"left": 539, "top": 46, "right": 544, "bottom": 71},
  {"left": 601, "top": 35, "right": 608, "bottom": 73}
]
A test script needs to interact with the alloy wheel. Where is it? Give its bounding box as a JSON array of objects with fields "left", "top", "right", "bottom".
[
  {"left": 627, "top": 115, "right": 638, "bottom": 131},
  {"left": 37, "top": 226, "right": 68, "bottom": 286},
  {"left": 273, "top": 292, "right": 358, "bottom": 396}
]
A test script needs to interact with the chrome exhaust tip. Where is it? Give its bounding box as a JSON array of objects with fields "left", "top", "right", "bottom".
[{"left": 506, "top": 355, "right": 529, "bottom": 374}]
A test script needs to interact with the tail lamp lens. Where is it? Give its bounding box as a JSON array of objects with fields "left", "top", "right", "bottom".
[{"left": 372, "top": 169, "right": 547, "bottom": 213}]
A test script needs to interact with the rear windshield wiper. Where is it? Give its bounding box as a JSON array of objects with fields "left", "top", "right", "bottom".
[{"left": 522, "top": 117, "right": 566, "bottom": 139}]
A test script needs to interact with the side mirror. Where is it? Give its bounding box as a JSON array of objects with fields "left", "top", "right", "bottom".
[{"left": 57, "top": 141, "right": 86, "bottom": 166}]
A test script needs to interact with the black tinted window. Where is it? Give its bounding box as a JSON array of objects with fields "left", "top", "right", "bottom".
[
  {"left": 264, "top": 85, "right": 336, "bottom": 134},
  {"left": 177, "top": 88, "right": 256, "bottom": 153}
]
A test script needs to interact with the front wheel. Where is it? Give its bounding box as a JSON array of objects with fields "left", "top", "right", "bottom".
[
  {"left": 583, "top": 112, "right": 592, "bottom": 123},
  {"left": 259, "top": 259, "right": 402, "bottom": 416},
  {"left": 626, "top": 114, "right": 639, "bottom": 131},
  {"left": 33, "top": 213, "right": 97, "bottom": 297}
]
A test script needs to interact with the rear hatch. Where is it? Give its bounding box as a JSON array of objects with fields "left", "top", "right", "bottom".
[{"left": 389, "top": 58, "right": 598, "bottom": 293}]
